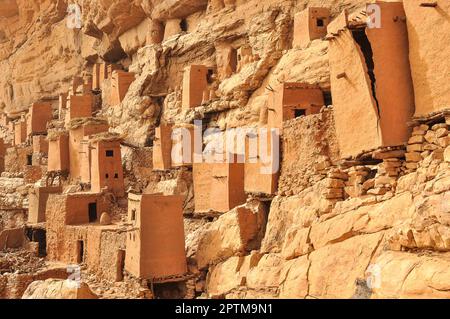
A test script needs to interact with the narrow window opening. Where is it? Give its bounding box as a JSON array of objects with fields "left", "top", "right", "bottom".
[
  {"left": 27, "top": 154, "right": 33, "bottom": 166},
  {"left": 105, "top": 173, "right": 109, "bottom": 179},
  {"left": 114, "top": 173, "right": 119, "bottom": 179},
  {"left": 33, "top": 229, "right": 47, "bottom": 257},
  {"left": 106, "top": 150, "right": 114, "bottom": 157},
  {"left": 295, "top": 109, "right": 306, "bottom": 118},
  {"left": 77, "top": 240, "right": 84, "bottom": 263},
  {"left": 230, "top": 48, "right": 238, "bottom": 73},
  {"left": 116, "top": 250, "right": 126, "bottom": 282},
  {"left": 323, "top": 91, "right": 333, "bottom": 106},
  {"left": 131, "top": 208, "right": 136, "bottom": 221}
]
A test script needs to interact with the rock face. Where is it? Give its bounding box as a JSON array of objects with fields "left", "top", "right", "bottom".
[
  {"left": 0, "top": 1, "right": 84, "bottom": 113},
  {"left": 0, "top": 0, "right": 449, "bottom": 301},
  {"left": 22, "top": 279, "right": 98, "bottom": 299}
]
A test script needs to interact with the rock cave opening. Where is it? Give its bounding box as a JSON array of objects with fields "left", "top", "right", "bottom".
[
  {"left": 88, "top": 202, "right": 98, "bottom": 223},
  {"left": 180, "top": 19, "right": 188, "bottom": 32}
]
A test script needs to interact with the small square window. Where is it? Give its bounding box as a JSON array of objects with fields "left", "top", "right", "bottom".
[
  {"left": 114, "top": 173, "right": 119, "bottom": 179},
  {"left": 106, "top": 150, "right": 114, "bottom": 157},
  {"left": 317, "top": 19, "right": 325, "bottom": 27},
  {"left": 295, "top": 109, "right": 306, "bottom": 118}
]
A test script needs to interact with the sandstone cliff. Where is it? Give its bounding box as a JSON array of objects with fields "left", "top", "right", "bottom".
[{"left": 0, "top": 0, "right": 449, "bottom": 300}]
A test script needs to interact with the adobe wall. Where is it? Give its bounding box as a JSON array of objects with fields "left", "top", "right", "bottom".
[
  {"left": 14, "top": 121, "right": 27, "bottom": 146},
  {"left": 267, "top": 83, "right": 324, "bottom": 131},
  {"left": 110, "top": 71, "right": 135, "bottom": 106},
  {"left": 27, "top": 102, "right": 53, "bottom": 135},
  {"left": 193, "top": 161, "right": 246, "bottom": 213},
  {"left": 244, "top": 130, "right": 279, "bottom": 195},
  {"left": 66, "top": 95, "right": 93, "bottom": 123},
  {"left": 366, "top": 2, "right": 414, "bottom": 147},
  {"left": 28, "top": 186, "right": 62, "bottom": 224},
  {"left": 64, "top": 225, "right": 101, "bottom": 267},
  {"left": 139, "top": 194, "right": 187, "bottom": 279},
  {"left": 0, "top": 227, "right": 26, "bottom": 249},
  {"left": 45, "top": 194, "right": 68, "bottom": 262},
  {"left": 293, "top": 7, "right": 330, "bottom": 49},
  {"left": 46, "top": 193, "right": 109, "bottom": 263},
  {"left": 53, "top": 225, "right": 88, "bottom": 264},
  {"left": 48, "top": 134, "right": 69, "bottom": 172},
  {"left": 329, "top": 29, "right": 381, "bottom": 158},
  {"left": 90, "top": 140, "right": 124, "bottom": 197},
  {"left": 79, "top": 139, "right": 91, "bottom": 184},
  {"left": 92, "top": 64, "right": 101, "bottom": 90},
  {"left": 210, "top": 162, "right": 246, "bottom": 213},
  {"left": 65, "top": 193, "right": 108, "bottom": 225},
  {"left": 124, "top": 194, "right": 142, "bottom": 277},
  {"left": 182, "top": 65, "right": 208, "bottom": 109},
  {"left": 69, "top": 123, "right": 109, "bottom": 180},
  {"left": 98, "top": 63, "right": 108, "bottom": 88},
  {"left": 58, "top": 93, "right": 68, "bottom": 120},
  {"left": 49, "top": 223, "right": 124, "bottom": 282},
  {"left": 404, "top": 0, "right": 450, "bottom": 116},
  {"left": 152, "top": 124, "right": 173, "bottom": 170},
  {"left": 193, "top": 163, "right": 213, "bottom": 213}
]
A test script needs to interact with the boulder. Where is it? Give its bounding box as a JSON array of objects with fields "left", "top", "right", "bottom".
[
  {"left": 444, "top": 146, "right": 450, "bottom": 163},
  {"left": 22, "top": 279, "right": 98, "bottom": 299}
]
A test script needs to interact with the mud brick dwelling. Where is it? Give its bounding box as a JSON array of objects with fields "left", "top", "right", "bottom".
[{"left": 0, "top": 0, "right": 449, "bottom": 300}]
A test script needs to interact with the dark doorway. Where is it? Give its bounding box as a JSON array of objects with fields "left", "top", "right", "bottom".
[
  {"left": 179, "top": 19, "right": 188, "bottom": 32},
  {"left": 323, "top": 91, "right": 333, "bottom": 106},
  {"left": 206, "top": 69, "right": 214, "bottom": 84},
  {"left": 88, "top": 202, "right": 97, "bottom": 222},
  {"left": 33, "top": 229, "right": 47, "bottom": 257},
  {"left": 116, "top": 250, "right": 126, "bottom": 282},
  {"left": 27, "top": 154, "right": 33, "bottom": 166},
  {"left": 77, "top": 240, "right": 84, "bottom": 263},
  {"left": 230, "top": 48, "right": 238, "bottom": 73},
  {"left": 295, "top": 109, "right": 306, "bottom": 118}
]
